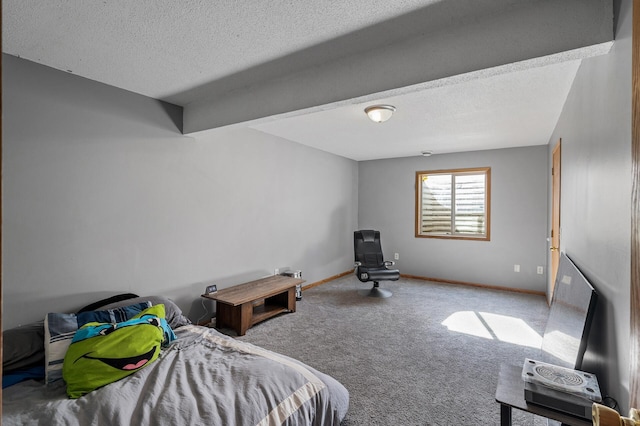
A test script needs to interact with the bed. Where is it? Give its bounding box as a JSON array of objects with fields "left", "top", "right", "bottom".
[{"left": 2, "top": 296, "right": 349, "bottom": 425}]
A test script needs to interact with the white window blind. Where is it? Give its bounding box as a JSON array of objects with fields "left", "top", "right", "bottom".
[{"left": 416, "top": 168, "right": 490, "bottom": 240}]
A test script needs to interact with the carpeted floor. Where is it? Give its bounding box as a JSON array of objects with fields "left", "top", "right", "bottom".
[{"left": 236, "top": 275, "right": 551, "bottom": 425}]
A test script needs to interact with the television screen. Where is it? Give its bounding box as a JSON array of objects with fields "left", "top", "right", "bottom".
[{"left": 540, "top": 253, "right": 597, "bottom": 370}]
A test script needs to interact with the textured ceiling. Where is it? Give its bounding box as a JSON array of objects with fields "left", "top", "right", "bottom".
[
  {"left": 2, "top": 0, "right": 438, "bottom": 102},
  {"left": 2, "top": 0, "right": 614, "bottom": 160},
  {"left": 252, "top": 60, "right": 582, "bottom": 160}
]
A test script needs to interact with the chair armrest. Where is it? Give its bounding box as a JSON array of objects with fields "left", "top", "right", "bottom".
[
  {"left": 384, "top": 260, "right": 395, "bottom": 267},
  {"left": 354, "top": 261, "right": 362, "bottom": 267}
]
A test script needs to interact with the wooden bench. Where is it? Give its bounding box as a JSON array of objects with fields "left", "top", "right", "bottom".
[{"left": 201, "top": 275, "right": 304, "bottom": 336}]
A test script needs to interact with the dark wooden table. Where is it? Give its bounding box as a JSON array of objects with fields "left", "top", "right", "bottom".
[
  {"left": 201, "top": 275, "right": 304, "bottom": 336},
  {"left": 495, "top": 364, "right": 592, "bottom": 426}
]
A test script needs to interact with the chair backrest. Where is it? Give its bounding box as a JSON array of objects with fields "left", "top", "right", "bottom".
[{"left": 354, "top": 230, "right": 385, "bottom": 268}]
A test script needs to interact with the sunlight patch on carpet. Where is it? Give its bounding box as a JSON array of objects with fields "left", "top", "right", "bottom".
[{"left": 442, "top": 311, "right": 543, "bottom": 348}]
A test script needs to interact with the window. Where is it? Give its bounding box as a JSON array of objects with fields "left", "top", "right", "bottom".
[{"left": 415, "top": 167, "right": 490, "bottom": 240}]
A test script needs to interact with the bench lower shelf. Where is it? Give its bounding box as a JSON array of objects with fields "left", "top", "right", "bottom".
[{"left": 251, "top": 304, "right": 290, "bottom": 325}]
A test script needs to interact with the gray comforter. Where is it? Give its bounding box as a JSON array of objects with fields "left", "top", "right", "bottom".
[{"left": 3, "top": 325, "right": 349, "bottom": 425}]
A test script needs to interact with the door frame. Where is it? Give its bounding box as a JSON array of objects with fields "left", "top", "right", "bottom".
[
  {"left": 630, "top": 0, "right": 640, "bottom": 411},
  {"left": 549, "top": 139, "right": 561, "bottom": 304}
]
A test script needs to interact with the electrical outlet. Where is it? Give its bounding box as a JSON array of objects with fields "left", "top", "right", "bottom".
[
  {"left": 205, "top": 284, "right": 217, "bottom": 294},
  {"left": 394, "top": 253, "right": 399, "bottom": 260},
  {"left": 537, "top": 266, "right": 544, "bottom": 275},
  {"left": 514, "top": 264, "right": 520, "bottom": 273}
]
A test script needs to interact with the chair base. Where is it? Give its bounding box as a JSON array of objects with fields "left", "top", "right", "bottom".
[{"left": 358, "top": 282, "right": 392, "bottom": 298}]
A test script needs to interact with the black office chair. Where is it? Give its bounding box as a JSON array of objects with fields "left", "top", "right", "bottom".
[{"left": 354, "top": 230, "right": 400, "bottom": 298}]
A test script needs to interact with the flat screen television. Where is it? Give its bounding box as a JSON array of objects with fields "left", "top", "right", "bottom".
[{"left": 540, "top": 252, "right": 598, "bottom": 370}]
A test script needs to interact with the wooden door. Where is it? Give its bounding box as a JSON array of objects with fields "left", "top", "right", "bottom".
[{"left": 549, "top": 140, "right": 561, "bottom": 303}]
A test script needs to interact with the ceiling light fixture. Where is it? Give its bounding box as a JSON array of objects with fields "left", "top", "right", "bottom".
[
  {"left": 364, "top": 105, "right": 396, "bottom": 123},
  {"left": 421, "top": 150, "right": 433, "bottom": 157}
]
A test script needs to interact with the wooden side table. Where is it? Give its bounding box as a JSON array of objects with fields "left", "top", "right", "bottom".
[
  {"left": 495, "top": 364, "right": 592, "bottom": 426},
  {"left": 201, "top": 275, "right": 304, "bottom": 336}
]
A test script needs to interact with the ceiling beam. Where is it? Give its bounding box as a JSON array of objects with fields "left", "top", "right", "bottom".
[{"left": 183, "top": 0, "right": 613, "bottom": 135}]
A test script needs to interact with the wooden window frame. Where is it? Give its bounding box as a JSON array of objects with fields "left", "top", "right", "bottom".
[{"left": 415, "top": 167, "right": 491, "bottom": 241}]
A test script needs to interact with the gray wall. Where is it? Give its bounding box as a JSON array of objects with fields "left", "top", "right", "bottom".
[
  {"left": 546, "top": 0, "right": 632, "bottom": 411},
  {"left": 2, "top": 54, "right": 358, "bottom": 329},
  {"left": 358, "top": 145, "right": 548, "bottom": 292}
]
